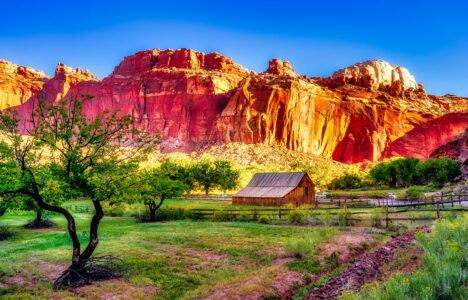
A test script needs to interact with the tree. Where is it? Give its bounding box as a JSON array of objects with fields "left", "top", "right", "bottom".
[
  {"left": 416, "top": 158, "right": 438, "bottom": 183},
  {"left": 393, "top": 157, "right": 420, "bottom": 187},
  {"left": 140, "top": 172, "right": 187, "bottom": 222},
  {"left": 159, "top": 159, "right": 194, "bottom": 193},
  {"left": 192, "top": 159, "right": 239, "bottom": 194},
  {"left": 0, "top": 95, "right": 158, "bottom": 287},
  {"left": 328, "top": 173, "right": 362, "bottom": 190},
  {"left": 432, "top": 157, "right": 461, "bottom": 187}
]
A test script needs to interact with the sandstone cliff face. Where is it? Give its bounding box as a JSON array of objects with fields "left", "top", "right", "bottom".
[
  {"left": 1, "top": 49, "right": 467, "bottom": 163},
  {"left": 430, "top": 130, "right": 468, "bottom": 178}
]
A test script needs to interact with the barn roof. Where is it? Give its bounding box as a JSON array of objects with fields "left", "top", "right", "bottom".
[{"left": 233, "top": 172, "right": 308, "bottom": 198}]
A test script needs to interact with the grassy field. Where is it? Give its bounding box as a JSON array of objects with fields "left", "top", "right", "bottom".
[{"left": 0, "top": 212, "right": 391, "bottom": 299}]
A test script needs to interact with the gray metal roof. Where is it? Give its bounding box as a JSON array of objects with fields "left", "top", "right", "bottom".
[{"left": 233, "top": 172, "right": 307, "bottom": 198}]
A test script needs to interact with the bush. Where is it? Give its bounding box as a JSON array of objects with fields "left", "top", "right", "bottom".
[
  {"left": 338, "top": 208, "right": 352, "bottom": 226},
  {"left": 288, "top": 209, "right": 310, "bottom": 225},
  {"left": 405, "top": 186, "right": 425, "bottom": 199},
  {"left": 0, "top": 225, "right": 14, "bottom": 241},
  {"left": 213, "top": 209, "right": 230, "bottom": 222},
  {"left": 235, "top": 211, "right": 251, "bottom": 222},
  {"left": 328, "top": 173, "right": 363, "bottom": 190},
  {"left": 368, "top": 209, "right": 382, "bottom": 228},
  {"left": 258, "top": 215, "right": 270, "bottom": 224}
]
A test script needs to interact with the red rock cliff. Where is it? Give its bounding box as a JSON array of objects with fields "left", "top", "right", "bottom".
[{"left": 1, "top": 49, "right": 467, "bottom": 163}]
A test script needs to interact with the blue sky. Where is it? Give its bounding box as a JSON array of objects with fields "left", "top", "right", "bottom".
[{"left": 1, "top": 0, "right": 467, "bottom": 95}]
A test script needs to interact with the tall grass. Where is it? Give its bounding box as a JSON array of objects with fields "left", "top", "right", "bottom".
[
  {"left": 283, "top": 227, "right": 337, "bottom": 258},
  {"left": 339, "top": 214, "right": 468, "bottom": 299}
]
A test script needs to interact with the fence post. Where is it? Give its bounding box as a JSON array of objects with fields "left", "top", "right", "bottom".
[
  {"left": 344, "top": 205, "right": 348, "bottom": 226},
  {"left": 436, "top": 202, "right": 440, "bottom": 219},
  {"left": 385, "top": 203, "right": 389, "bottom": 229},
  {"left": 253, "top": 209, "right": 257, "bottom": 222},
  {"left": 451, "top": 194, "right": 454, "bottom": 207},
  {"left": 279, "top": 207, "right": 282, "bottom": 219},
  {"left": 459, "top": 194, "right": 462, "bottom": 206},
  {"left": 229, "top": 210, "right": 232, "bottom": 222}
]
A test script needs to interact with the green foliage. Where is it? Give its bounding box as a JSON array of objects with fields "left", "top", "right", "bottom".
[
  {"left": 328, "top": 173, "right": 363, "bottom": 190},
  {"left": 0, "top": 225, "right": 14, "bottom": 241},
  {"left": 235, "top": 211, "right": 251, "bottom": 222},
  {"left": 340, "top": 215, "right": 468, "bottom": 300},
  {"left": 431, "top": 157, "right": 462, "bottom": 187},
  {"left": 283, "top": 228, "right": 337, "bottom": 258},
  {"left": 368, "top": 209, "right": 382, "bottom": 228},
  {"left": 258, "top": 215, "right": 271, "bottom": 224},
  {"left": 213, "top": 209, "right": 230, "bottom": 222},
  {"left": 370, "top": 157, "right": 461, "bottom": 188},
  {"left": 405, "top": 186, "right": 425, "bottom": 199},
  {"left": 338, "top": 209, "right": 352, "bottom": 227},
  {"left": 191, "top": 159, "right": 240, "bottom": 194},
  {"left": 287, "top": 258, "right": 322, "bottom": 274},
  {"left": 287, "top": 208, "right": 310, "bottom": 225}
]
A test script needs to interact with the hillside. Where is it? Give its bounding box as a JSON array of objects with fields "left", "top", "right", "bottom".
[{"left": 0, "top": 50, "right": 467, "bottom": 164}]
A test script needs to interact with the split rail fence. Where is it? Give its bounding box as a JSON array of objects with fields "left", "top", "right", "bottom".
[{"left": 65, "top": 194, "right": 467, "bottom": 227}]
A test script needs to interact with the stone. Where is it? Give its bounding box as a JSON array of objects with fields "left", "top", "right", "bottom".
[{"left": 1, "top": 49, "right": 467, "bottom": 164}]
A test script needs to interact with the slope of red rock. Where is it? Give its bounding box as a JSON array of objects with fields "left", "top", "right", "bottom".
[
  {"left": 430, "top": 130, "right": 468, "bottom": 177},
  {"left": 1, "top": 49, "right": 467, "bottom": 163}
]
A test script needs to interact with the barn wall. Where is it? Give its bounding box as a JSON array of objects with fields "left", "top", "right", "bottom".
[{"left": 284, "top": 175, "right": 315, "bottom": 206}]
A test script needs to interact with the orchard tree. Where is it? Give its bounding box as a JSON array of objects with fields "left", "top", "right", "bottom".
[
  {"left": 192, "top": 159, "right": 239, "bottom": 194},
  {"left": 140, "top": 171, "right": 187, "bottom": 222},
  {"left": 159, "top": 159, "right": 194, "bottom": 193},
  {"left": 0, "top": 95, "right": 158, "bottom": 287}
]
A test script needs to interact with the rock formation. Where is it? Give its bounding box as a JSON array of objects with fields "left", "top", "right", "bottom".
[
  {"left": 430, "top": 130, "right": 468, "bottom": 178},
  {"left": 0, "top": 49, "right": 467, "bottom": 163}
]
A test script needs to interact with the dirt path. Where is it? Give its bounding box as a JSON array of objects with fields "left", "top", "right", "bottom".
[{"left": 303, "top": 226, "right": 430, "bottom": 300}]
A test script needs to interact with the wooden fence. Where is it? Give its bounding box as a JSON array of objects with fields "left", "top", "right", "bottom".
[{"left": 65, "top": 194, "right": 467, "bottom": 227}]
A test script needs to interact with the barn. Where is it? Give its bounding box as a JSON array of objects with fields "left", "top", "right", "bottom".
[{"left": 232, "top": 172, "right": 315, "bottom": 206}]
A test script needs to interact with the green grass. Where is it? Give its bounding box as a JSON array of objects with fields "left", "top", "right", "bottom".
[
  {"left": 0, "top": 213, "right": 357, "bottom": 299},
  {"left": 339, "top": 214, "right": 468, "bottom": 300}
]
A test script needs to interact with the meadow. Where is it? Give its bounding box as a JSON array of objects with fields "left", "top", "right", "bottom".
[{"left": 0, "top": 210, "right": 392, "bottom": 299}]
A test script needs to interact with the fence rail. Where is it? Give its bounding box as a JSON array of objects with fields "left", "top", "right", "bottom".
[{"left": 64, "top": 194, "right": 467, "bottom": 227}]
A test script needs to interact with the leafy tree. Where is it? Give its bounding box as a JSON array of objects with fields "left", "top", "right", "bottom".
[
  {"left": 159, "top": 159, "right": 194, "bottom": 193},
  {"left": 192, "top": 159, "right": 239, "bottom": 194},
  {"left": 370, "top": 157, "right": 461, "bottom": 188},
  {"left": 416, "top": 158, "right": 438, "bottom": 183},
  {"left": 393, "top": 157, "right": 421, "bottom": 187},
  {"left": 213, "top": 160, "right": 240, "bottom": 192},
  {"left": 370, "top": 162, "right": 396, "bottom": 187},
  {"left": 0, "top": 95, "right": 157, "bottom": 287},
  {"left": 432, "top": 157, "right": 461, "bottom": 187},
  {"left": 140, "top": 172, "right": 187, "bottom": 222},
  {"left": 328, "top": 173, "right": 362, "bottom": 190}
]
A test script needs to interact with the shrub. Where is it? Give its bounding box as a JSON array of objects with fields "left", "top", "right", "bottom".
[
  {"left": 338, "top": 208, "right": 352, "bottom": 226},
  {"left": 288, "top": 209, "right": 309, "bottom": 225},
  {"left": 235, "top": 211, "right": 251, "bottom": 222},
  {"left": 406, "top": 186, "right": 425, "bottom": 199},
  {"left": 258, "top": 215, "right": 270, "bottom": 224},
  {"left": 306, "top": 212, "right": 325, "bottom": 226},
  {"left": 213, "top": 209, "right": 230, "bottom": 222},
  {"left": 0, "top": 225, "right": 14, "bottom": 241},
  {"left": 328, "top": 173, "right": 363, "bottom": 190},
  {"left": 368, "top": 209, "right": 382, "bottom": 228}
]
